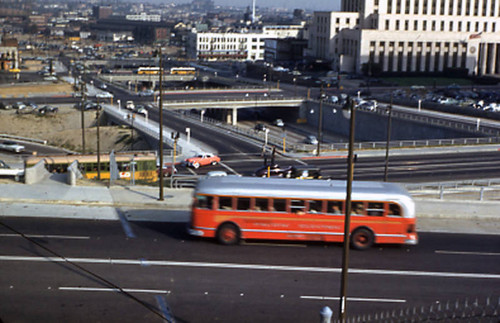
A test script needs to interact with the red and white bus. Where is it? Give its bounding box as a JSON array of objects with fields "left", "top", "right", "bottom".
[{"left": 188, "top": 176, "right": 417, "bottom": 250}]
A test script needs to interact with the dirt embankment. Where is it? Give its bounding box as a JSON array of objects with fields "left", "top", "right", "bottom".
[{"left": 0, "top": 105, "right": 149, "bottom": 153}]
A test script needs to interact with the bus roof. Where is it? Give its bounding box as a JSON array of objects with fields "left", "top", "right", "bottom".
[
  {"left": 196, "top": 176, "right": 412, "bottom": 203},
  {"left": 26, "top": 151, "right": 157, "bottom": 165}
]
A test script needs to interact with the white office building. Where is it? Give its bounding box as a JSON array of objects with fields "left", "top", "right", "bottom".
[
  {"left": 309, "top": 0, "right": 500, "bottom": 76},
  {"left": 189, "top": 25, "right": 305, "bottom": 61}
]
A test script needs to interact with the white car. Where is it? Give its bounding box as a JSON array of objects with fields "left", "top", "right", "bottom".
[
  {"left": 96, "top": 92, "right": 113, "bottom": 99},
  {"left": 126, "top": 101, "right": 135, "bottom": 110},
  {"left": 0, "top": 140, "right": 25, "bottom": 153}
]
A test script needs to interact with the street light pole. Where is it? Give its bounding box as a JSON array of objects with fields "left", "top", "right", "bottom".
[
  {"left": 158, "top": 46, "right": 164, "bottom": 201},
  {"left": 384, "top": 94, "right": 393, "bottom": 182},
  {"left": 316, "top": 84, "right": 324, "bottom": 156},
  {"left": 80, "top": 79, "right": 86, "bottom": 154},
  {"left": 96, "top": 106, "right": 101, "bottom": 180},
  {"left": 339, "top": 99, "right": 356, "bottom": 322}
]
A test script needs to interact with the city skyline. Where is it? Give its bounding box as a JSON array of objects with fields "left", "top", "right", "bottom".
[{"left": 169, "top": 0, "right": 340, "bottom": 11}]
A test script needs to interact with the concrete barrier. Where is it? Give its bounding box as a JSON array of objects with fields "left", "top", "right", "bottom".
[
  {"left": 24, "top": 160, "right": 49, "bottom": 184},
  {"left": 67, "top": 160, "right": 83, "bottom": 186}
]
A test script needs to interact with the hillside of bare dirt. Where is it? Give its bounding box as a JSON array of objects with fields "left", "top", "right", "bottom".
[{"left": 0, "top": 105, "right": 149, "bottom": 153}]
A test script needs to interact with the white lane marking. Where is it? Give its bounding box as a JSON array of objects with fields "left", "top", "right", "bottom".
[
  {"left": 435, "top": 250, "right": 500, "bottom": 256},
  {"left": 300, "top": 296, "right": 406, "bottom": 303},
  {"left": 59, "top": 287, "right": 169, "bottom": 294},
  {"left": 219, "top": 162, "right": 240, "bottom": 175},
  {"left": 1, "top": 255, "right": 499, "bottom": 280},
  {"left": 241, "top": 241, "right": 307, "bottom": 247},
  {"left": 0, "top": 234, "right": 90, "bottom": 240}
]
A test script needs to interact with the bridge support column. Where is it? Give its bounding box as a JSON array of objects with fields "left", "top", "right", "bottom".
[
  {"left": 226, "top": 109, "right": 232, "bottom": 124},
  {"left": 232, "top": 107, "right": 238, "bottom": 126}
]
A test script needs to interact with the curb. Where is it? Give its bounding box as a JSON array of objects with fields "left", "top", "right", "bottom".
[{"left": 0, "top": 198, "right": 190, "bottom": 210}]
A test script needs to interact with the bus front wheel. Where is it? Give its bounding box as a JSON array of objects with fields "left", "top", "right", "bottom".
[
  {"left": 217, "top": 223, "right": 240, "bottom": 245},
  {"left": 350, "top": 228, "right": 374, "bottom": 250}
]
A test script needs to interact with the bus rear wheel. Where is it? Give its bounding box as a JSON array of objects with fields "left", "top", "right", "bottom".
[
  {"left": 217, "top": 223, "right": 240, "bottom": 245},
  {"left": 350, "top": 228, "right": 374, "bottom": 250}
]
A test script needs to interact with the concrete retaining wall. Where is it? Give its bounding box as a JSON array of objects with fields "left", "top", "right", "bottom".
[
  {"left": 304, "top": 101, "right": 480, "bottom": 141},
  {"left": 416, "top": 199, "right": 500, "bottom": 219}
]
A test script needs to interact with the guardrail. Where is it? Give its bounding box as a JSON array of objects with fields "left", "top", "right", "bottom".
[
  {"left": 169, "top": 174, "right": 200, "bottom": 189},
  {"left": 0, "top": 134, "right": 48, "bottom": 145},
  {"left": 177, "top": 109, "right": 500, "bottom": 154},
  {"left": 102, "top": 104, "right": 181, "bottom": 155},
  {"left": 405, "top": 178, "right": 500, "bottom": 201}
]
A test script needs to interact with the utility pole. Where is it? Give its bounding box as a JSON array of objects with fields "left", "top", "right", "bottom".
[
  {"left": 316, "top": 84, "right": 324, "bottom": 156},
  {"left": 339, "top": 99, "right": 356, "bottom": 322},
  {"left": 158, "top": 46, "right": 164, "bottom": 201},
  {"left": 96, "top": 106, "right": 101, "bottom": 180},
  {"left": 80, "top": 79, "right": 86, "bottom": 154}
]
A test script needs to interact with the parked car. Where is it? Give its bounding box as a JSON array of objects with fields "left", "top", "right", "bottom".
[
  {"left": 0, "top": 140, "right": 25, "bottom": 153},
  {"left": 38, "top": 105, "right": 59, "bottom": 115},
  {"left": 12, "top": 102, "right": 27, "bottom": 110},
  {"left": 184, "top": 153, "right": 221, "bottom": 169},
  {"left": 305, "top": 135, "right": 318, "bottom": 145},
  {"left": 0, "top": 102, "right": 12, "bottom": 110}
]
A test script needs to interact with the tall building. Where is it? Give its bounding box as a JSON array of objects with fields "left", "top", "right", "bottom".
[
  {"left": 309, "top": 0, "right": 500, "bottom": 76},
  {"left": 189, "top": 25, "right": 305, "bottom": 61}
]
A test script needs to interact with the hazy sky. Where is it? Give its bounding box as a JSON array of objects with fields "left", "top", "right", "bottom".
[{"left": 170, "top": 0, "right": 340, "bottom": 11}]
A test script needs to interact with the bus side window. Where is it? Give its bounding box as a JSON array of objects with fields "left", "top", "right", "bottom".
[
  {"left": 388, "top": 203, "right": 401, "bottom": 216},
  {"left": 351, "top": 202, "right": 365, "bottom": 215},
  {"left": 290, "top": 199, "right": 305, "bottom": 215},
  {"left": 218, "top": 196, "right": 233, "bottom": 210},
  {"left": 272, "top": 199, "right": 287, "bottom": 212},
  {"left": 308, "top": 200, "right": 323, "bottom": 213},
  {"left": 254, "top": 198, "right": 268, "bottom": 212},
  {"left": 236, "top": 197, "right": 251, "bottom": 211},
  {"left": 327, "top": 201, "right": 343, "bottom": 215},
  {"left": 367, "top": 202, "right": 384, "bottom": 216},
  {"left": 196, "top": 195, "right": 213, "bottom": 209}
]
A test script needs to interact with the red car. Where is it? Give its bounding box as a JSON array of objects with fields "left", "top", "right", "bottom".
[{"left": 185, "top": 153, "right": 221, "bottom": 169}]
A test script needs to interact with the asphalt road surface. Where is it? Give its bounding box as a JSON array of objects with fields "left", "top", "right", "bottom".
[{"left": 0, "top": 217, "right": 499, "bottom": 322}]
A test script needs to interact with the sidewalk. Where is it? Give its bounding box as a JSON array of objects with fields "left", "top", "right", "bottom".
[
  {"left": 0, "top": 174, "right": 499, "bottom": 235},
  {"left": 0, "top": 174, "right": 192, "bottom": 222}
]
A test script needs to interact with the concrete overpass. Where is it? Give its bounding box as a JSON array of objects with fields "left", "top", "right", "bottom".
[
  {"left": 100, "top": 74, "right": 196, "bottom": 88},
  {"left": 161, "top": 97, "right": 306, "bottom": 125}
]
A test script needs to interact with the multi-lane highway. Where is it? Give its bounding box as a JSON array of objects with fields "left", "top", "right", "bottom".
[{"left": 0, "top": 217, "right": 498, "bottom": 322}]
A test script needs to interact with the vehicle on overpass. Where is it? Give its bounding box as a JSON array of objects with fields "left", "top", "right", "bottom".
[
  {"left": 189, "top": 176, "right": 417, "bottom": 249},
  {"left": 184, "top": 153, "right": 220, "bottom": 169},
  {"left": 170, "top": 67, "right": 196, "bottom": 75},
  {"left": 136, "top": 67, "right": 160, "bottom": 75},
  {"left": 0, "top": 140, "right": 25, "bottom": 153}
]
